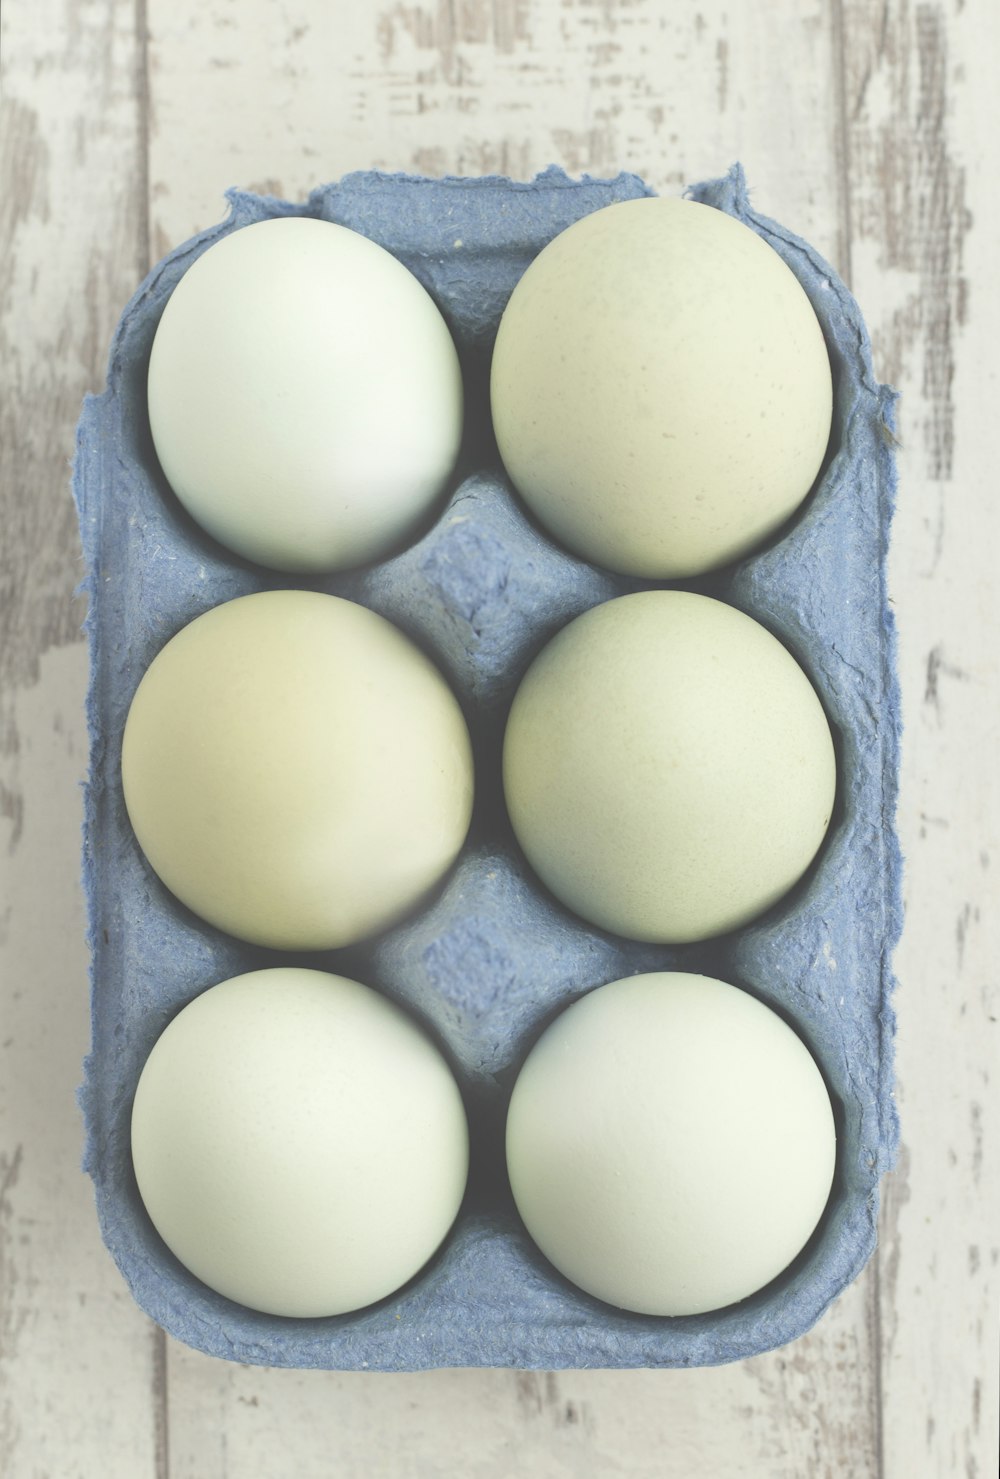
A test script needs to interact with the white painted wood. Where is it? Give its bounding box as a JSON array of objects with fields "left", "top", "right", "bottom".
[
  {"left": 2, "top": 0, "right": 997, "bottom": 1474},
  {"left": 167, "top": 1273, "right": 877, "bottom": 1479},
  {"left": 0, "top": 649, "right": 163, "bottom": 1479},
  {"left": 145, "top": 0, "right": 842, "bottom": 266},
  {"left": 841, "top": 3, "right": 1000, "bottom": 1476},
  {"left": 0, "top": 2, "right": 162, "bottom": 1476}
]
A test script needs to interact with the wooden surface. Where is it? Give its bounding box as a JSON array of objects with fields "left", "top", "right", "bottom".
[{"left": 1, "top": 1, "right": 996, "bottom": 1474}]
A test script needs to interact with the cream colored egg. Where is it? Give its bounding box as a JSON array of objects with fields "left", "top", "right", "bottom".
[
  {"left": 506, "top": 972, "right": 836, "bottom": 1316},
  {"left": 503, "top": 591, "right": 836, "bottom": 943},
  {"left": 148, "top": 216, "right": 463, "bottom": 572},
  {"left": 121, "top": 590, "right": 474, "bottom": 950},
  {"left": 490, "top": 196, "right": 832, "bottom": 577},
  {"left": 131, "top": 968, "right": 469, "bottom": 1317}
]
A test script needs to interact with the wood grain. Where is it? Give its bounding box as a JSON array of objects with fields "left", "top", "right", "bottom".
[
  {"left": 166, "top": 1276, "right": 877, "bottom": 1479},
  {"left": 1, "top": 0, "right": 997, "bottom": 1475},
  {"left": 144, "top": 0, "right": 842, "bottom": 265},
  {"left": 0, "top": 2, "right": 160, "bottom": 1476},
  {"left": 841, "top": 4, "right": 1000, "bottom": 1477},
  {"left": 0, "top": 647, "right": 165, "bottom": 1479}
]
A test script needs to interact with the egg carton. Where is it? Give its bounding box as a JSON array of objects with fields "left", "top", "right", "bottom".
[{"left": 74, "top": 164, "right": 901, "bottom": 1370}]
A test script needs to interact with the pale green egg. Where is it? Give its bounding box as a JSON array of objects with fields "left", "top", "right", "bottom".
[
  {"left": 491, "top": 196, "right": 832, "bottom": 578},
  {"left": 503, "top": 590, "right": 836, "bottom": 944},
  {"left": 506, "top": 972, "right": 836, "bottom": 1316}
]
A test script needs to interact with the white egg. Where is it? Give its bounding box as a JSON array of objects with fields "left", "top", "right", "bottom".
[
  {"left": 121, "top": 590, "right": 474, "bottom": 950},
  {"left": 491, "top": 196, "right": 832, "bottom": 577},
  {"left": 506, "top": 972, "right": 836, "bottom": 1316},
  {"left": 503, "top": 590, "right": 836, "bottom": 943},
  {"left": 131, "top": 968, "right": 469, "bottom": 1317},
  {"left": 148, "top": 216, "right": 463, "bottom": 572}
]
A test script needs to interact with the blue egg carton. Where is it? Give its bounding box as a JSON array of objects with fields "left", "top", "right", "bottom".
[{"left": 73, "top": 164, "right": 901, "bottom": 1369}]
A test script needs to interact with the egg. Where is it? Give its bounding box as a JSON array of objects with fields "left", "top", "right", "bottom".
[
  {"left": 506, "top": 971, "right": 836, "bottom": 1316},
  {"left": 131, "top": 968, "right": 469, "bottom": 1317},
  {"left": 503, "top": 590, "right": 836, "bottom": 943},
  {"left": 147, "top": 216, "right": 463, "bottom": 572},
  {"left": 121, "top": 590, "right": 474, "bottom": 950},
  {"left": 490, "top": 196, "right": 832, "bottom": 578}
]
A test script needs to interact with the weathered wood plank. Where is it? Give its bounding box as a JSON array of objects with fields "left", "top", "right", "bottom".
[
  {"left": 146, "top": 3, "right": 883, "bottom": 1475},
  {"left": 839, "top": 2, "right": 1000, "bottom": 1477},
  {"left": 0, "top": 1, "right": 161, "bottom": 1475},
  {"left": 0, "top": 650, "right": 165, "bottom": 1479},
  {"left": 167, "top": 1273, "right": 876, "bottom": 1479},
  {"left": 145, "top": 0, "right": 841, "bottom": 265}
]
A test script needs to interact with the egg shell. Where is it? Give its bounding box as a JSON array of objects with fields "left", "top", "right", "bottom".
[
  {"left": 503, "top": 590, "right": 837, "bottom": 943},
  {"left": 491, "top": 196, "right": 833, "bottom": 578},
  {"left": 130, "top": 968, "right": 469, "bottom": 1317},
  {"left": 121, "top": 589, "right": 474, "bottom": 950},
  {"left": 74, "top": 164, "right": 901, "bottom": 1370},
  {"left": 148, "top": 216, "right": 463, "bottom": 573},
  {"left": 506, "top": 972, "right": 837, "bottom": 1316}
]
